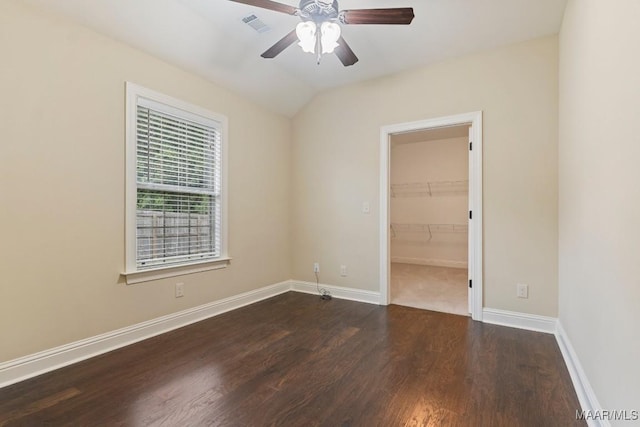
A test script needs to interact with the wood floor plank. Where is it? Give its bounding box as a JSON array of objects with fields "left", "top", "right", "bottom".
[
  {"left": 0, "top": 388, "right": 81, "bottom": 427},
  {"left": 0, "top": 292, "right": 584, "bottom": 426}
]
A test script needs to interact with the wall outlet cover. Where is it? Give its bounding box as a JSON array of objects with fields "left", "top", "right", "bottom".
[
  {"left": 516, "top": 283, "right": 528, "bottom": 299},
  {"left": 175, "top": 283, "right": 185, "bottom": 298}
]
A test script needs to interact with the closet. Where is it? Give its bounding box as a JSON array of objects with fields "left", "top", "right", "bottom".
[{"left": 389, "top": 126, "right": 469, "bottom": 315}]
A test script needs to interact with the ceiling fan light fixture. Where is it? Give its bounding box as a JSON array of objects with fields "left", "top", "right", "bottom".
[
  {"left": 296, "top": 21, "right": 317, "bottom": 53},
  {"left": 238, "top": 0, "right": 414, "bottom": 66},
  {"left": 320, "top": 21, "right": 341, "bottom": 54}
]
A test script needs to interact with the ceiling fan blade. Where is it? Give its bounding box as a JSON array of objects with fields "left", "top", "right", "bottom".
[
  {"left": 334, "top": 37, "right": 358, "bottom": 67},
  {"left": 261, "top": 29, "right": 298, "bottom": 58},
  {"left": 340, "top": 8, "right": 415, "bottom": 25},
  {"left": 228, "top": 0, "right": 298, "bottom": 15}
]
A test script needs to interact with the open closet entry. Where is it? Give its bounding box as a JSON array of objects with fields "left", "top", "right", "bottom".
[
  {"left": 389, "top": 126, "right": 470, "bottom": 315},
  {"left": 380, "top": 112, "right": 483, "bottom": 320}
]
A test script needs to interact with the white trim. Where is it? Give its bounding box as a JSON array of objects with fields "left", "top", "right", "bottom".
[
  {"left": 380, "top": 128, "right": 391, "bottom": 305},
  {"left": 0, "top": 281, "right": 290, "bottom": 389},
  {"left": 482, "top": 308, "right": 557, "bottom": 334},
  {"left": 390, "top": 257, "right": 467, "bottom": 269},
  {"left": 122, "top": 257, "right": 231, "bottom": 285},
  {"left": 290, "top": 281, "right": 381, "bottom": 305},
  {"left": 555, "top": 322, "right": 608, "bottom": 427},
  {"left": 0, "top": 280, "right": 383, "bottom": 389},
  {"left": 380, "top": 111, "right": 483, "bottom": 320},
  {"left": 125, "top": 83, "right": 138, "bottom": 274},
  {"left": 482, "top": 309, "right": 605, "bottom": 426},
  {"left": 0, "top": 279, "right": 600, "bottom": 427},
  {"left": 124, "top": 82, "right": 230, "bottom": 274}
]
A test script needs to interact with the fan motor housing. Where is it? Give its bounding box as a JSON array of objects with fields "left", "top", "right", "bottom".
[{"left": 298, "top": 0, "right": 339, "bottom": 21}]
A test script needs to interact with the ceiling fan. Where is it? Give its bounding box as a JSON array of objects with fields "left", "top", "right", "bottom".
[{"left": 229, "top": 0, "right": 415, "bottom": 66}]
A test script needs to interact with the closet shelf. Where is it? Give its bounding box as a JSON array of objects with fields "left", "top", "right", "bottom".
[
  {"left": 391, "top": 180, "right": 468, "bottom": 198},
  {"left": 390, "top": 223, "right": 468, "bottom": 241}
]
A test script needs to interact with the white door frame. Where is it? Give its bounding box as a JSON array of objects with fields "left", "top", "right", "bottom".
[{"left": 379, "top": 111, "right": 483, "bottom": 321}]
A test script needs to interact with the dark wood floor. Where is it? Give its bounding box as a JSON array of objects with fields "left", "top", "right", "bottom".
[{"left": 0, "top": 292, "right": 583, "bottom": 426}]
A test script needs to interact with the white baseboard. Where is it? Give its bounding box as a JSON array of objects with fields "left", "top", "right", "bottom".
[
  {"left": 6, "top": 278, "right": 602, "bottom": 427},
  {"left": 290, "top": 280, "right": 381, "bottom": 305},
  {"left": 0, "top": 280, "right": 382, "bottom": 389},
  {"left": 391, "top": 257, "right": 467, "bottom": 269},
  {"left": 482, "top": 308, "right": 557, "bottom": 333},
  {"left": 482, "top": 310, "right": 605, "bottom": 426},
  {"left": 0, "top": 281, "right": 291, "bottom": 389},
  {"left": 555, "top": 322, "right": 608, "bottom": 427}
]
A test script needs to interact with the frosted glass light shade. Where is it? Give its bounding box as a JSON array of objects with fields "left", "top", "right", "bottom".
[
  {"left": 320, "top": 22, "right": 341, "bottom": 54},
  {"left": 296, "top": 21, "right": 317, "bottom": 53}
]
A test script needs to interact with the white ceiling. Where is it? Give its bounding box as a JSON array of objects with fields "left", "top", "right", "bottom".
[{"left": 24, "top": 0, "right": 567, "bottom": 116}]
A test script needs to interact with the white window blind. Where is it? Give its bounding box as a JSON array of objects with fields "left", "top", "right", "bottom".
[{"left": 135, "top": 100, "right": 222, "bottom": 269}]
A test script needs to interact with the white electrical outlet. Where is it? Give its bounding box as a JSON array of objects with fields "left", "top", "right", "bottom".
[
  {"left": 175, "top": 283, "right": 184, "bottom": 298},
  {"left": 313, "top": 262, "right": 320, "bottom": 273},
  {"left": 340, "top": 265, "right": 347, "bottom": 277},
  {"left": 516, "top": 283, "right": 528, "bottom": 299},
  {"left": 362, "top": 201, "right": 370, "bottom": 214}
]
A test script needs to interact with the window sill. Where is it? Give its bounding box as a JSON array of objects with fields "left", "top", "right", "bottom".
[{"left": 122, "top": 257, "right": 231, "bottom": 285}]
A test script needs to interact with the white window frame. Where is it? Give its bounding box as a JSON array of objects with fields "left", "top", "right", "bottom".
[{"left": 122, "top": 82, "right": 229, "bottom": 285}]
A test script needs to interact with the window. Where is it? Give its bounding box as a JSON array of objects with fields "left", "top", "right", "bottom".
[{"left": 124, "top": 83, "right": 228, "bottom": 283}]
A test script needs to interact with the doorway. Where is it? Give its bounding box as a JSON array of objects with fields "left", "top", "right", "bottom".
[
  {"left": 389, "top": 126, "right": 469, "bottom": 315},
  {"left": 379, "top": 112, "right": 483, "bottom": 321}
]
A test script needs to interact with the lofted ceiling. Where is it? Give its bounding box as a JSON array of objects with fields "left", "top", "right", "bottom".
[{"left": 24, "top": 0, "right": 567, "bottom": 116}]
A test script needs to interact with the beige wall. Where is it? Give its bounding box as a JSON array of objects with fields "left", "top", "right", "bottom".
[
  {"left": 6, "top": 0, "right": 636, "bottom": 413},
  {"left": 390, "top": 137, "right": 468, "bottom": 267},
  {"left": 0, "top": 0, "right": 563, "bottom": 365},
  {"left": 559, "top": 0, "right": 640, "bottom": 416},
  {"left": 292, "top": 36, "right": 559, "bottom": 316},
  {"left": 0, "top": 1, "right": 291, "bottom": 362}
]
